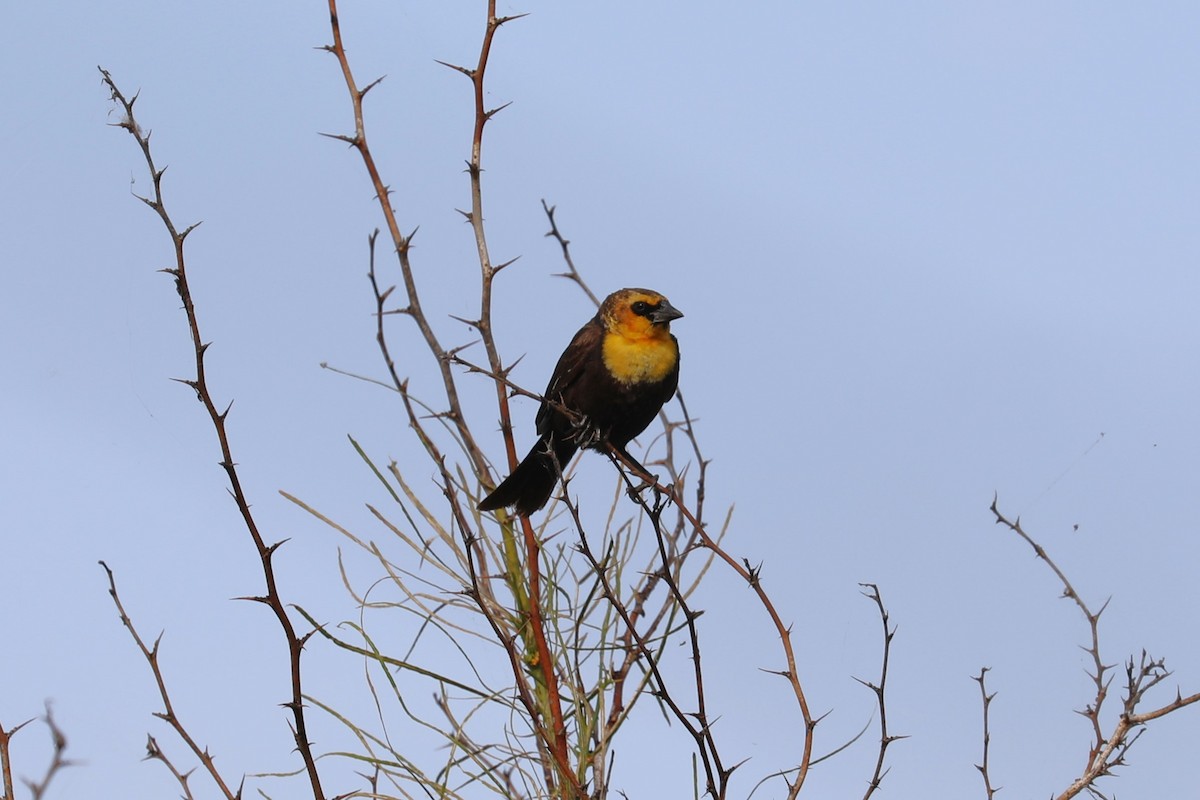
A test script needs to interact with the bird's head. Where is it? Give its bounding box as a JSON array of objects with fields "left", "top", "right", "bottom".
[{"left": 600, "top": 288, "right": 683, "bottom": 341}]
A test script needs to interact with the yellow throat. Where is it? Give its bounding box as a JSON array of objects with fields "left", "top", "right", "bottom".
[{"left": 602, "top": 328, "right": 677, "bottom": 385}]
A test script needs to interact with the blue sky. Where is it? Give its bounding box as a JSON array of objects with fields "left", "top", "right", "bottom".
[{"left": 3, "top": 2, "right": 1198, "bottom": 797}]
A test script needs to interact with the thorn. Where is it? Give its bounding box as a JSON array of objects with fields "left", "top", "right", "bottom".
[
  {"left": 493, "top": 255, "right": 521, "bottom": 273},
  {"left": 494, "top": 12, "right": 531, "bottom": 25},
  {"left": 360, "top": 75, "right": 386, "bottom": 98},
  {"left": 317, "top": 131, "right": 359, "bottom": 147},
  {"left": 484, "top": 100, "right": 514, "bottom": 120},
  {"left": 433, "top": 59, "right": 473, "bottom": 78}
]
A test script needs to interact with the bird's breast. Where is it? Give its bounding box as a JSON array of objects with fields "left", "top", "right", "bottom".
[{"left": 601, "top": 331, "right": 678, "bottom": 386}]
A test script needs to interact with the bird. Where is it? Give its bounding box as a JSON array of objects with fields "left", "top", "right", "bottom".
[{"left": 479, "top": 287, "right": 683, "bottom": 516}]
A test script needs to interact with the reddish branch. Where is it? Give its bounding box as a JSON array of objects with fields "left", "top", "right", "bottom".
[
  {"left": 322, "top": 3, "right": 576, "bottom": 795},
  {"left": 323, "top": 0, "right": 489, "bottom": 478},
  {"left": 443, "top": 4, "right": 575, "bottom": 792},
  {"left": 0, "top": 718, "right": 17, "bottom": 800},
  {"left": 436, "top": 3, "right": 576, "bottom": 794}
]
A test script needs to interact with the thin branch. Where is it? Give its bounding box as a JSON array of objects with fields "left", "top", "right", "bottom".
[
  {"left": 100, "top": 562, "right": 237, "bottom": 799},
  {"left": 144, "top": 735, "right": 198, "bottom": 800},
  {"left": 541, "top": 200, "right": 599, "bottom": 307},
  {"left": 990, "top": 496, "right": 1200, "bottom": 800},
  {"left": 972, "top": 668, "right": 1000, "bottom": 800},
  {"left": 440, "top": 4, "right": 578, "bottom": 796},
  {"left": 858, "top": 584, "right": 904, "bottom": 800},
  {"left": 540, "top": 199, "right": 810, "bottom": 796},
  {"left": 563, "top": 486, "right": 726, "bottom": 799},
  {"left": 323, "top": 0, "right": 490, "bottom": 478},
  {"left": 610, "top": 444, "right": 815, "bottom": 798},
  {"left": 100, "top": 68, "right": 324, "bottom": 799}
]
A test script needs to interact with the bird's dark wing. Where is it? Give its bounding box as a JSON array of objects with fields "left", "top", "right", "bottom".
[{"left": 535, "top": 315, "right": 602, "bottom": 436}]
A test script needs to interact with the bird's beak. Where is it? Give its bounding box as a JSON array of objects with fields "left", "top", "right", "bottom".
[{"left": 650, "top": 301, "right": 684, "bottom": 325}]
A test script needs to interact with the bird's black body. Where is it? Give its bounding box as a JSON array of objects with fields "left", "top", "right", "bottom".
[{"left": 479, "top": 288, "right": 683, "bottom": 515}]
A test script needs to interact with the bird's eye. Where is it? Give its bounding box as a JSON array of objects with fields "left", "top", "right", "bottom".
[{"left": 631, "top": 301, "right": 652, "bottom": 316}]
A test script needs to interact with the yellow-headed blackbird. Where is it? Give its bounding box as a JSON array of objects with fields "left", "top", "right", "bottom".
[{"left": 479, "top": 287, "right": 683, "bottom": 515}]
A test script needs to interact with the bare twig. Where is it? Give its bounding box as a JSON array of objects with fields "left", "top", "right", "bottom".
[
  {"left": 100, "top": 562, "right": 238, "bottom": 799},
  {"left": 973, "top": 668, "right": 1000, "bottom": 800},
  {"left": 144, "top": 735, "right": 198, "bottom": 800},
  {"left": 322, "top": 0, "right": 490, "bottom": 478},
  {"left": 541, "top": 200, "right": 599, "bottom": 306},
  {"left": 857, "top": 584, "right": 904, "bottom": 800}
]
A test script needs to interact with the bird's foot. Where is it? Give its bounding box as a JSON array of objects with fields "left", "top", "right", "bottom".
[
  {"left": 625, "top": 473, "right": 661, "bottom": 505},
  {"left": 568, "top": 414, "right": 603, "bottom": 448}
]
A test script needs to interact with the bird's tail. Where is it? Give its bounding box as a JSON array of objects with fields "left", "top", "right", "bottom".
[{"left": 478, "top": 437, "right": 576, "bottom": 516}]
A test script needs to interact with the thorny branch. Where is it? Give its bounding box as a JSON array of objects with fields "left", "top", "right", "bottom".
[
  {"left": 541, "top": 200, "right": 599, "bottom": 307},
  {"left": 99, "top": 68, "right": 324, "bottom": 800},
  {"left": 437, "top": 12, "right": 578, "bottom": 791},
  {"left": 317, "top": 18, "right": 825, "bottom": 784},
  {"left": 973, "top": 668, "right": 999, "bottom": 800},
  {"left": 322, "top": 3, "right": 578, "bottom": 796},
  {"left": 322, "top": 0, "right": 490, "bottom": 478},
  {"left": 857, "top": 583, "right": 904, "bottom": 800},
  {"left": 144, "top": 735, "right": 198, "bottom": 800},
  {"left": 610, "top": 443, "right": 815, "bottom": 799},
  {"left": 989, "top": 496, "right": 1200, "bottom": 800},
  {"left": 562, "top": 480, "right": 728, "bottom": 798},
  {"left": 100, "top": 562, "right": 238, "bottom": 800}
]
